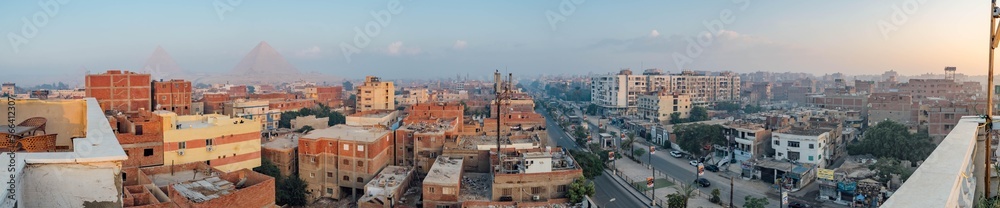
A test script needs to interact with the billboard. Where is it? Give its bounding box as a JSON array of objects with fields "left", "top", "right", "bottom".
[{"left": 817, "top": 168, "right": 835, "bottom": 180}]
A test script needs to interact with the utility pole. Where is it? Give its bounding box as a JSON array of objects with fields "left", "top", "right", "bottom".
[
  {"left": 986, "top": 0, "right": 997, "bottom": 198},
  {"left": 650, "top": 145, "right": 655, "bottom": 206}
]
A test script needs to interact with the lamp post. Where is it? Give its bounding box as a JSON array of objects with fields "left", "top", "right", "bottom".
[{"left": 650, "top": 145, "right": 656, "bottom": 206}]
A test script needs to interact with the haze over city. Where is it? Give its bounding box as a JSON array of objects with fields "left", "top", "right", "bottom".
[{"left": 0, "top": 1, "right": 989, "bottom": 86}]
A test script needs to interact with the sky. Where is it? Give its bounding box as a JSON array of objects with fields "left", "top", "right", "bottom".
[{"left": 0, "top": 0, "right": 989, "bottom": 85}]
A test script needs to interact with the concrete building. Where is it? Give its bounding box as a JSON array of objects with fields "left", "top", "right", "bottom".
[
  {"left": 359, "top": 166, "right": 414, "bottom": 208},
  {"left": 0, "top": 98, "right": 128, "bottom": 207},
  {"left": 298, "top": 125, "right": 394, "bottom": 200},
  {"left": 772, "top": 126, "right": 841, "bottom": 169},
  {"left": 155, "top": 112, "right": 263, "bottom": 173},
  {"left": 86, "top": 69, "right": 152, "bottom": 113},
  {"left": 636, "top": 90, "right": 692, "bottom": 123},
  {"left": 743, "top": 82, "right": 773, "bottom": 104},
  {"left": 926, "top": 102, "right": 975, "bottom": 144},
  {"left": 808, "top": 93, "right": 868, "bottom": 115},
  {"left": 356, "top": 76, "right": 395, "bottom": 112},
  {"left": 262, "top": 133, "right": 299, "bottom": 177},
  {"left": 347, "top": 110, "right": 400, "bottom": 127},
  {"left": 590, "top": 69, "right": 741, "bottom": 116},
  {"left": 224, "top": 99, "right": 280, "bottom": 131},
  {"left": 190, "top": 101, "right": 204, "bottom": 115},
  {"left": 291, "top": 115, "right": 330, "bottom": 130},
  {"left": 423, "top": 157, "right": 464, "bottom": 208},
  {"left": 492, "top": 147, "right": 583, "bottom": 203},
  {"left": 723, "top": 121, "right": 771, "bottom": 163},
  {"left": 868, "top": 92, "right": 918, "bottom": 127},
  {"left": 152, "top": 79, "right": 192, "bottom": 115},
  {"left": 396, "top": 88, "right": 430, "bottom": 106},
  {"left": 1, "top": 82, "right": 14, "bottom": 97}
]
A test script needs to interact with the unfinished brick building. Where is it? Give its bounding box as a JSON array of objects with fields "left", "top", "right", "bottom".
[
  {"left": 86, "top": 70, "right": 152, "bottom": 113},
  {"left": 201, "top": 93, "right": 229, "bottom": 114},
  {"left": 108, "top": 109, "right": 166, "bottom": 187},
  {"left": 123, "top": 163, "right": 276, "bottom": 207},
  {"left": 262, "top": 133, "right": 299, "bottom": 177},
  {"left": 152, "top": 79, "right": 192, "bottom": 115},
  {"left": 298, "top": 125, "right": 394, "bottom": 201},
  {"left": 316, "top": 86, "right": 344, "bottom": 108}
]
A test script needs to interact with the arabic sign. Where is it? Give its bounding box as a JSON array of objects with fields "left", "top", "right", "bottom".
[{"left": 817, "top": 168, "right": 835, "bottom": 180}]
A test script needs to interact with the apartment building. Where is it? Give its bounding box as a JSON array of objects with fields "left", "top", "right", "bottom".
[
  {"left": 202, "top": 92, "right": 229, "bottom": 114},
  {"left": 591, "top": 69, "right": 740, "bottom": 116},
  {"left": 636, "top": 90, "right": 692, "bottom": 123},
  {"left": 359, "top": 166, "right": 414, "bottom": 208},
  {"left": 723, "top": 121, "right": 771, "bottom": 163},
  {"left": 86, "top": 69, "right": 152, "bottom": 113},
  {"left": 298, "top": 125, "right": 394, "bottom": 200},
  {"left": 224, "top": 99, "right": 280, "bottom": 131},
  {"left": 316, "top": 86, "right": 344, "bottom": 107},
  {"left": 772, "top": 125, "right": 841, "bottom": 169},
  {"left": 156, "top": 112, "right": 263, "bottom": 173},
  {"left": 152, "top": 79, "right": 192, "bottom": 115},
  {"left": 423, "top": 157, "right": 464, "bottom": 208},
  {"left": 262, "top": 133, "right": 299, "bottom": 177},
  {"left": 868, "top": 92, "right": 918, "bottom": 127},
  {"left": 1, "top": 82, "right": 13, "bottom": 96},
  {"left": 491, "top": 147, "right": 583, "bottom": 203},
  {"left": 356, "top": 76, "right": 396, "bottom": 112}
]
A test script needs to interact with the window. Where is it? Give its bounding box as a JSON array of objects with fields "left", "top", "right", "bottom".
[
  {"left": 357, "top": 177, "right": 363, "bottom": 182},
  {"left": 429, "top": 187, "right": 435, "bottom": 193},
  {"left": 558, "top": 185, "right": 568, "bottom": 192},
  {"left": 343, "top": 159, "right": 350, "bottom": 166},
  {"left": 343, "top": 176, "right": 349, "bottom": 181},
  {"left": 326, "top": 188, "right": 333, "bottom": 194},
  {"left": 531, "top": 187, "right": 543, "bottom": 194},
  {"left": 310, "top": 173, "right": 315, "bottom": 178},
  {"left": 788, "top": 151, "right": 800, "bottom": 161},
  {"left": 206, "top": 139, "right": 214, "bottom": 147},
  {"left": 945, "top": 124, "right": 953, "bottom": 130},
  {"left": 808, "top": 156, "right": 814, "bottom": 161},
  {"left": 178, "top": 142, "right": 186, "bottom": 150},
  {"left": 788, "top": 141, "right": 800, "bottom": 148},
  {"left": 774, "top": 140, "right": 780, "bottom": 146},
  {"left": 343, "top": 144, "right": 350, "bottom": 151},
  {"left": 443, "top": 187, "right": 456, "bottom": 195},
  {"left": 143, "top": 148, "right": 154, "bottom": 156},
  {"left": 327, "top": 172, "right": 333, "bottom": 177},
  {"left": 808, "top": 144, "right": 814, "bottom": 149},
  {"left": 502, "top": 188, "right": 513, "bottom": 196},
  {"left": 357, "top": 145, "right": 365, "bottom": 151},
  {"left": 357, "top": 161, "right": 364, "bottom": 167}
]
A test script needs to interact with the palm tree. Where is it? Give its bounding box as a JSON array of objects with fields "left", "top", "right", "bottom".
[
  {"left": 623, "top": 133, "right": 636, "bottom": 158},
  {"left": 670, "top": 182, "right": 697, "bottom": 208}
]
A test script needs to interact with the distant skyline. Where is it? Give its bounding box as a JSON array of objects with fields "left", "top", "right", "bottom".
[{"left": 0, "top": 1, "right": 990, "bottom": 85}]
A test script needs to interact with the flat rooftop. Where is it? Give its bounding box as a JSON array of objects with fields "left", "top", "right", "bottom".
[
  {"left": 400, "top": 119, "right": 455, "bottom": 134},
  {"left": 149, "top": 170, "right": 215, "bottom": 187},
  {"left": 459, "top": 173, "right": 491, "bottom": 201},
  {"left": 424, "top": 157, "right": 464, "bottom": 186},
  {"left": 360, "top": 166, "right": 412, "bottom": 201},
  {"left": 350, "top": 109, "right": 397, "bottom": 118},
  {"left": 302, "top": 124, "right": 391, "bottom": 143},
  {"left": 262, "top": 133, "right": 299, "bottom": 150},
  {"left": 456, "top": 134, "right": 540, "bottom": 150},
  {"left": 781, "top": 127, "right": 835, "bottom": 136},
  {"left": 172, "top": 176, "right": 235, "bottom": 203}
]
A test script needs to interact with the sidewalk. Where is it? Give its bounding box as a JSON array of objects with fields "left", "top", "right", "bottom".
[{"left": 609, "top": 155, "right": 719, "bottom": 207}]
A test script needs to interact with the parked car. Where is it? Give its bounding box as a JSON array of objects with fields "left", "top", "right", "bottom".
[
  {"left": 688, "top": 160, "right": 699, "bottom": 166},
  {"left": 705, "top": 165, "right": 720, "bottom": 172},
  {"left": 694, "top": 178, "right": 711, "bottom": 187},
  {"left": 670, "top": 151, "right": 683, "bottom": 158}
]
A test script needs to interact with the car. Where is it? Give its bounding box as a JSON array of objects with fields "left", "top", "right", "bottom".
[
  {"left": 694, "top": 178, "right": 711, "bottom": 187},
  {"left": 705, "top": 165, "right": 720, "bottom": 172},
  {"left": 688, "top": 160, "right": 699, "bottom": 166},
  {"left": 788, "top": 202, "right": 810, "bottom": 208},
  {"left": 670, "top": 151, "right": 683, "bottom": 158}
]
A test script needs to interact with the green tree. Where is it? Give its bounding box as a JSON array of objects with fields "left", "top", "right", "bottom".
[
  {"left": 342, "top": 80, "right": 354, "bottom": 91},
  {"left": 669, "top": 112, "right": 684, "bottom": 124},
  {"left": 673, "top": 123, "right": 726, "bottom": 157},
  {"left": 633, "top": 148, "right": 646, "bottom": 159},
  {"left": 573, "top": 125, "right": 589, "bottom": 145},
  {"left": 570, "top": 150, "right": 604, "bottom": 179},
  {"left": 667, "top": 183, "right": 697, "bottom": 208},
  {"left": 567, "top": 177, "right": 596, "bottom": 203},
  {"left": 622, "top": 133, "right": 636, "bottom": 158},
  {"left": 847, "top": 120, "right": 936, "bottom": 162},
  {"left": 743, "top": 105, "right": 764, "bottom": 114},
  {"left": 253, "top": 159, "right": 282, "bottom": 179},
  {"left": 690, "top": 106, "right": 709, "bottom": 122},
  {"left": 715, "top": 102, "right": 741, "bottom": 112},
  {"left": 279, "top": 175, "right": 310, "bottom": 206},
  {"left": 869, "top": 157, "right": 915, "bottom": 183},
  {"left": 743, "top": 196, "right": 769, "bottom": 208},
  {"left": 710, "top": 188, "right": 721, "bottom": 204}
]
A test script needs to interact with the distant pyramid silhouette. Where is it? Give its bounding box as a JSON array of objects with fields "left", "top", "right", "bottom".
[
  {"left": 143, "top": 45, "right": 184, "bottom": 80},
  {"left": 230, "top": 41, "right": 299, "bottom": 75}
]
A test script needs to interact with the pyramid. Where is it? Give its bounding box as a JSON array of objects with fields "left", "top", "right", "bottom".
[
  {"left": 143, "top": 45, "right": 185, "bottom": 80},
  {"left": 230, "top": 41, "right": 299, "bottom": 75}
]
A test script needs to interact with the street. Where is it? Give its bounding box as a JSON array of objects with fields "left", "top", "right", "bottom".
[{"left": 537, "top": 106, "right": 647, "bottom": 208}]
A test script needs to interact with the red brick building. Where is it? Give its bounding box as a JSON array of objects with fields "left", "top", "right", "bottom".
[
  {"left": 229, "top": 85, "right": 248, "bottom": 98},
  {"left": 317, "top": 86, "right": 344, "bottom": 108},
  {"left": 202, "top": 93, "right": 229, "bottom": 114},
  {"left": 125, "top": 163, "right": 276, "bottom": 207},
  {"left": 298, "top": 125, "right": 394, "bottom": 200},
  {"left": 86, "top": 70, "right": 152, "bottom": 113},
  {"left": 152, "top": 79, "right": 192, "bottom": 115},
  {"left": 269, "top": 99, "right": 317, "bottom": 112}
]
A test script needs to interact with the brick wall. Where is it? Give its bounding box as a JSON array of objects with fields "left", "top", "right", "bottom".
[
  {"left": 168, "top": 169, "right": 276, "bottom": 208},
  {"left": 152, "top": 79, "right": 192, "bottom": 115}
]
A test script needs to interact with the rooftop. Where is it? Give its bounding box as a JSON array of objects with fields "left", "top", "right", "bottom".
[
  {"left": 360, "top": 166, "right": 413, "bottom": 202},
  {"left": 172, "top": 176, "right": 236, "bottom": 203},
  {"left": 301, "top": 124, "right": 391, "bottom": 143},
  {"left": 455, "top": 133, "right": 540, "bottom": 150},
  {"left": 262, "top": 133, "right": 299, "bottom": 150},
  {"left": 350, "top": 109, "right": 397, "bottom": 118},
  {"left": 424, "top": 157, "right": 464, "bottom": 186},
  {"left": 400, "top": 119, "right": 455, "bottom": 134},
  {"left": 459, "top": 173, "right": 492, "bottom": 201}
]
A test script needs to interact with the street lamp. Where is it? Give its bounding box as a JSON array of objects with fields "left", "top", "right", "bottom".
[{"left": 604, "top": 198, "right": 616, "bottom": 208}]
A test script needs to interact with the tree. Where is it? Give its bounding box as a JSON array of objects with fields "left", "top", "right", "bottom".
[
  {"left": 710, "top": 188, "right": 721, "bottom": 204},
  {"left": 847, "top": 120, "right": 936, "bottom": 162},
  {"left": 667, "top": 183, "right": 697, "bottom": 208},
  {"left": 633, "top": 148, "right": 646, "bottom": 159},
  {"left": 744, "top": 105, "right": 764, "bottom": 114},
  {"left": 715, "top": 102, "right": 741, "bottom": 112},
  {"left": 669, "top": 112, "right": 684, "bottom": 124},
  {"left": 296, "top": 125, "right": 315, "bottom": 133},
  {"left": 570, "top": 150, "right": 604, "bottom": 179},
  {"left": 567, "top": 177, "right": 596, "bottom": 203},
  {"left": 585, "top": 103, "right": 601, "bottom": 115},
  {"left": 246, "top": 86, "right": 256, "bottom": 94},
  {"left": 279, "top": 175, "right": 310, "bottom": 206},
  {"left": 623, "top": 133, "right": 636, "bottom": 158},
  {"left": 743, "top": 196, "right": 769, "bottom": 208},
  {"left": 253, "top": 159, "right": 281, "bottom": 179},
  {"left": 869, "top": 157, "right": 914, "bottom": 183},
  {"left": 342, "top": 81, "right": 354, "bottom": 91},
  {"left": 673, "top": 123, "right": 726, "bottom": 156},
  {"left": 690, "top": 106, "right": 709, "bottom": 122},
  {"left": 573, "top": 125, "right": 588, "bottom": 145}
]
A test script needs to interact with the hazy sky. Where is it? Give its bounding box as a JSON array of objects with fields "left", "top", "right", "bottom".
[{"left": 0, "top": 1, "right": 988, "bottom": 85}]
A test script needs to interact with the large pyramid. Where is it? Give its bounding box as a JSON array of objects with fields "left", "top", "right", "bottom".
[
  {"left": 142, "top": 45, "right": 185, "bottom": 80},
  {"left": 230, "top": 41, "right": 299, "bottom": 75}
]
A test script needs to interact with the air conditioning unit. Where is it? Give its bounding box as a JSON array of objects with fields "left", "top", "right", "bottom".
[
  {"left": 532, "top": 195, "right": 540, "bottom": 201},
  {"left": 207, "top": 146, "right": 214, "bottom": 151},
  {"left": 177, "top": 150, "right": 185, "bottom": 156}
]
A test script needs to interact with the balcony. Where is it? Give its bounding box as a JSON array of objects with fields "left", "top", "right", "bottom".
[
  {"left": 0, "top": 98, "right": 128, "bottom": 207},
  {"left": 881, "top": 116, "right": 985, "bottom": 207}
]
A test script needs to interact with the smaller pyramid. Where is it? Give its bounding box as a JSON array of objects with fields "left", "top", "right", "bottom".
[
  {"left": 142, "top": 45, "right": 184, "bottom": 80},
  {"left": 230, "top": 41, "right": 299, "bottom": 75}
]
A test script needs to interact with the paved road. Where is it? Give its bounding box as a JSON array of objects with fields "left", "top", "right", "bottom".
[{"left": 537, "top": 106, "right": 646, "bottom": 208}]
